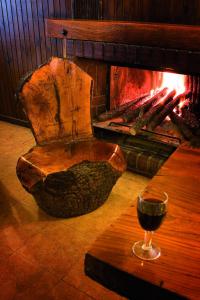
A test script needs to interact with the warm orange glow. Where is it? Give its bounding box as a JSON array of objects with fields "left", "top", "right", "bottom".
[
  {"left": 110, "top": 67, "right": 190, "bottom": 117},
  {"left": 160, "top": 72, "right": 186, "bottom": 94},
  {"left": 159, "top": 71, "right": 188, "bottom": 116},
  {"left": 150, "top": 89, "right": 154, "bottom": 96}
]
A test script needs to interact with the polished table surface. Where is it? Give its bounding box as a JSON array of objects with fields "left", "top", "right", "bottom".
[{"left": 85, "top": 143, "right": 200, "bottom": 299}]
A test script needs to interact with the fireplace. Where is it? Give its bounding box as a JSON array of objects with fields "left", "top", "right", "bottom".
[
  {"left": 46, "top": 19, "right": 200, "bottom": 176},
  {"left": 95, "top": 66, "right": 200, "bottom": 143}
]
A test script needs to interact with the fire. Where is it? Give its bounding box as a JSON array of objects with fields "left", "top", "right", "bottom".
[
  {"left": 159, "top": 71, "right": 188, "bottom": 116},
  {"left": 150, "top": 89, "right": 154, "bottom": 96},
  {"left": 160, "top": 72, "right": 186, "bottom": 94}
]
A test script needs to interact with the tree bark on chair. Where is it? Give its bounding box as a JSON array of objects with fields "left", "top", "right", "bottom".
[{"left": 33, "top": 161, "right": 121, "bottom": 218}]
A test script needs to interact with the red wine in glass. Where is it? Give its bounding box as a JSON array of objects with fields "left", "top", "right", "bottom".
[
  {"left": 137, "top": 198, "right": 167, "bottom": 231},
  {"left": 133, "top": 192, "right": 168, "bottom": 260}
]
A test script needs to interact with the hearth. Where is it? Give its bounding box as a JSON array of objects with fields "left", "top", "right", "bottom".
[
  {"left": 93, "top": 65, "right": 200, "bottom": 176},
  {"left": 46, "top": 19, "right": 200, "bottom": 176},
  {"left": 95, "top": 66, "right": 200, "bottom": 145}
]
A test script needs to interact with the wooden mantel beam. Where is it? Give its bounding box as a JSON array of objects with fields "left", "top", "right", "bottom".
[{"left": 45, "top": 19, "right": 200, "bottom": 52}]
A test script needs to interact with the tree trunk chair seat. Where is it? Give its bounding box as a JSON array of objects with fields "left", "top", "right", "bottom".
[{"left": 16, "top": 57, "right": 126, "bottom": 218}]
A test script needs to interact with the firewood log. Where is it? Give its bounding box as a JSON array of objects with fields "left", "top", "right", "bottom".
[
  {"left": 170, "top": 111, "right": 194, "bottom": 140},
  {"left": 181, "top": 109, "right": 200, "bottom": 130},
  {"left": 170, "top": 111, "right": 200, "bottom": 147},
  {"left": 148, "top": 90, "right": 191, "bottom": 131},
  {"left": 130, "top": 89, "right": 176, "bottom": 135},
  {"left": 97, "top": 93, "right": 149, "bottom": 122},
  {"left": 120, "top": 87, "right": 168, "bottom": 123}
]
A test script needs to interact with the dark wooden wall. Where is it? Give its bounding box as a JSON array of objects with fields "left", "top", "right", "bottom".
[{"left": 0, "top": 0, "right": 200, "bottom": 124}]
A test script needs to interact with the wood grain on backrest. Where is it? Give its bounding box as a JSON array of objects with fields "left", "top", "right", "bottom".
[{"left": 18, "top": 57, "right": 93, "bottom": 145}]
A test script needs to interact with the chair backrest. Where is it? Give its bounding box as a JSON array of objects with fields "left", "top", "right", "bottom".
[{"left": 18, "top": 57, "right": 93, "bottom": 145}]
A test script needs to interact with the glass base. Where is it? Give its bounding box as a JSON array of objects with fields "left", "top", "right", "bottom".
[{"left": 132, "top": 240, "right": 161, "bottom": 260}]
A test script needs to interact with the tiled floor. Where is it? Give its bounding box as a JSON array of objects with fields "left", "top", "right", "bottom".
[{"left": 0, "top": 121, "right": 149, "bottom": 300}]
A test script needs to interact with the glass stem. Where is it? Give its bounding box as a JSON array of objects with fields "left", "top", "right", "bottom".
[{"left": 142, "top": 231, "right": 153, "bottom": 250}]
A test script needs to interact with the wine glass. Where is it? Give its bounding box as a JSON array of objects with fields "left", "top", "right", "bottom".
[{"left": 132, "top": 190, "right": 168, "bottom": 260}]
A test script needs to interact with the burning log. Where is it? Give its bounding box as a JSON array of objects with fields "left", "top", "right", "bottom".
[
  {"left": 121, "top": 87, "right": 168, "bottom": 123},
  {"left": 170, "top": 111, "right": 200, "bottom": 147},
  {"left": 130, "top": 89, "right": 176, "bottom": 135},
  {"left": 97, "top": 93, "right": 149, "bottom": 122},
  {"left": 148, "top": 90, "right": 191, "bottom": 131}
]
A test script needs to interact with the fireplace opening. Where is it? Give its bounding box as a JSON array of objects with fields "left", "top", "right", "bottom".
[
  {"left": 93, "top": 65, "right": 200, "bottom": 177},
  {"left": 94, "top": 66, "right": 200, "bottom": 147}
]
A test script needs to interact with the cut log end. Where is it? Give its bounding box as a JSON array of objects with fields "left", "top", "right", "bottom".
[
  {"left": 129, "top": 127, "right": 137, "bottom": 136},
  {"left": 17, "top": 57, "right": 93, "bottom": 145}
]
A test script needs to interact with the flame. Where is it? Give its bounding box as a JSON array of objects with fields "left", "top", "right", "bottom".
[
  {"left": 150, "top": 89, "right": 154, "bottom": 96},
  {"left": 159, "top": 71, "right": 188, "bottom": 116},
  {"left": 160, "top": 72, "right": 186, "bottom": 95}
]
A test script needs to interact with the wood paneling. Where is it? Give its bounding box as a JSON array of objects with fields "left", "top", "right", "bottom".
[
  {"left": 102, "top": 0, "right": 200, "bottom": 24},
  {"left": 0, "top": 0, "right": 73, "bottom": 123},
  {"left": 46, "top": 19, "right": 200, "bottom": 51},
  {"left": 0, "top": 0, "right": 200, "bottom": 123},
  {"left": 73, "top": 0, "right": 100, "bottom": 19}
]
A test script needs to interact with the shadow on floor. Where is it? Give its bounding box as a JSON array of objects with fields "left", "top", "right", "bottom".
[{"left": 0, "top": 180, "right": 56, "bottom": 226}]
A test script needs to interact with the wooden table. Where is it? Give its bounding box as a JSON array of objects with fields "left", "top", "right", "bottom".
[{"left": 85, "top": 143, "right": 200, "bottom": 299}]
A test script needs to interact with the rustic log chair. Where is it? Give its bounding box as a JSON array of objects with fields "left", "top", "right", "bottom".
[{"left": 16, "top": 57, "right": 126, "bottom": 218}]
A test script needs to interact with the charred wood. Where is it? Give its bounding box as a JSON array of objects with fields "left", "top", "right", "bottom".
[
  {"left": 181, "top": 109, "right": 200, "bottom": 129},
  {"left": 121, "top": 87, "right": 168, "bottom": 123},
  {"left": 170, "top": 111, "right": 193, "bottom": 140},
  {"left": 148, "top": 90, "right": 191, "bottom": 131},
  {"left": 130, "top": 89, "right": 176, "bottom": 135},
  {"left": 97, "top": 93, "right": 149, "bottom": 122},
  {"left": 170, "top": 111, "right": 200, "bottom": 147}
]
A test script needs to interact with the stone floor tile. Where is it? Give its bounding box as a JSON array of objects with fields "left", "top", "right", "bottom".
[
  {"left": 52, "top": 280, "right": 94, "bottom": 300},
  {"left": 63, "top": 256, "right": 127, "bottom": 300},
  {"left": 0, "top": 183, "right": 49, "bottom": 252},
  {"left": 13, "top": 271, "right": 62, "bottom": 300},
  {"left": 15, "top": 222, "right": 90, "bottom": 280},
  {"left": 0, "top": 121, "right": 149, "bottom": 300},
  {"left": 0, "top": 252, "right": 59, "bottom": 299}
]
